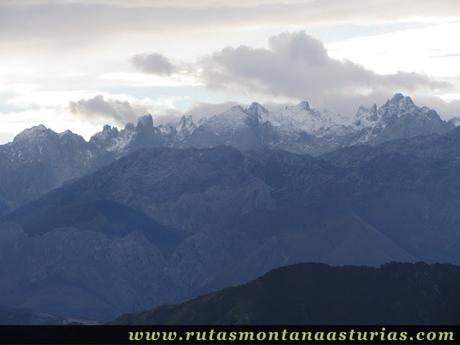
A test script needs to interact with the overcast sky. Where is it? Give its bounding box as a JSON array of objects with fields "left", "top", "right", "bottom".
[{"left": 1, "top": 0, "right": 460, "bottom": 142}]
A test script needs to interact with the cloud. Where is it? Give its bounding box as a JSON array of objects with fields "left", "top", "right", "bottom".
[
  {"left": 2, "top": 1, "right": 460, "bottom": 46},
  {"left": 131, "top": 53, "right": 176, "bottom": 76},
  {"left": 69, "top": 95, "right": 147, "bottom": 123},
  {"left": 68, "top": 94, "right": 185, "bottom": 126},
  {"left": 197, "top": 32, "right": 451, "bottom": 114},
  {"left": 0, "top": 132, "right": 14, "bottom": 145},
  {"left": 413, "top": 95, "right": 460, "bottom": 119},
  {"left": 186, "top": 101, "right": 240, "bottom": 119}
]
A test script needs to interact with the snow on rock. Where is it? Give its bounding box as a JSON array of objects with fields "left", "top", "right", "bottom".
[{"left": 263, "top": 101, "right": 351, "bottom": 137}]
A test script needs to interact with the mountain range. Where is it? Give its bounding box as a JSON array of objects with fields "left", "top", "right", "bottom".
[
  {"left": 91, "top": 93, "right": 453, "bottom": 155},
  {"left": 0, "top": 93, "right": 460, "bottom": 322},
  {"left": 0, "top": 94, "right": 453, "bottom": 216}
]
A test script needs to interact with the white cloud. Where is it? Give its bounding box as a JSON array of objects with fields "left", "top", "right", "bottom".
[
  {"left": 1, "top": 1, "right": 460, "bottom": 136},
  {"left": 195, "top": 32, "right": 450, "bottom": 115},
  {"left": 0, "top": 132, "right": 14, "bottom": 144},
  {"left": 328, "top": 22, "right": 460, "bottom": 76},
  {"left": 2, "top": 0, "right": 460, "bottom": 47},
  {"left": 99, "top": 72, "right": 200, "bottom": 87},
  {"left": 0, "top": 107, "right": 102, "bottom": 140}
]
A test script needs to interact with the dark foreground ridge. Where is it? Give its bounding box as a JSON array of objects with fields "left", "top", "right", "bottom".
[{"left": 113, "top": 262, "right": 460, "bottom": 325}]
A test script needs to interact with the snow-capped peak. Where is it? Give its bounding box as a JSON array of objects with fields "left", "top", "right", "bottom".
[
  {"left": 378, "top": 93, "right": 444, "bottom": 123},
  {"left": 200, "top": 106, "right": 247, "bottom": 130},
  {"left": 349, "top": 93, "right": 450, "bottom": 145},
  {"left": 384, "top": 93, "right": 416, "bottom": 114},
  {"left": 90, "top": 125, "right": 119, "bottom": 144},
  {"left": 13, "top": 125, "right": 55, "bottom": 143},
  {"left": 354, "top": 93, "right": 436, "bottom": 129},
  {"left": 263, "top": 101, "right": 349, "bottom": 137}
]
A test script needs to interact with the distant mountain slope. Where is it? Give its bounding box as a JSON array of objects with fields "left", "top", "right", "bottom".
[{"left": 114, "top": 262, "right": 460, "bottom": 325}]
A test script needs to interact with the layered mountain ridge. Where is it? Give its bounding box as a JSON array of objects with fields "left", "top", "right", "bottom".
[
  {"left": 0, "top": 93, "right": 459, "bottom": 322},
  {"left": 3, "top": 125, "right": 460, "bottom": 319}
]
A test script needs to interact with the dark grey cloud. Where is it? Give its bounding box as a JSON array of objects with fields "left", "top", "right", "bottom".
[
  {"left": 131, "top": 53, "right": 176, "bottom": 75},
  {"left": 69, "top": 95, "right": 147, "bottom": 123},
  {"left": 199, "top": 32, "right": 451, "bottom": 115}
]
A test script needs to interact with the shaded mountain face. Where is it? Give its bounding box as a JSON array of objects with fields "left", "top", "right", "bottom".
[
  {"left": 113, "top": 262, "right": 460, "bottom": 325},
  {"left": 4, "top": 199, "right": 185, "bottom": 255},
  {"left": 3, "top": 122, "right": 460, "bottom": 321}
]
